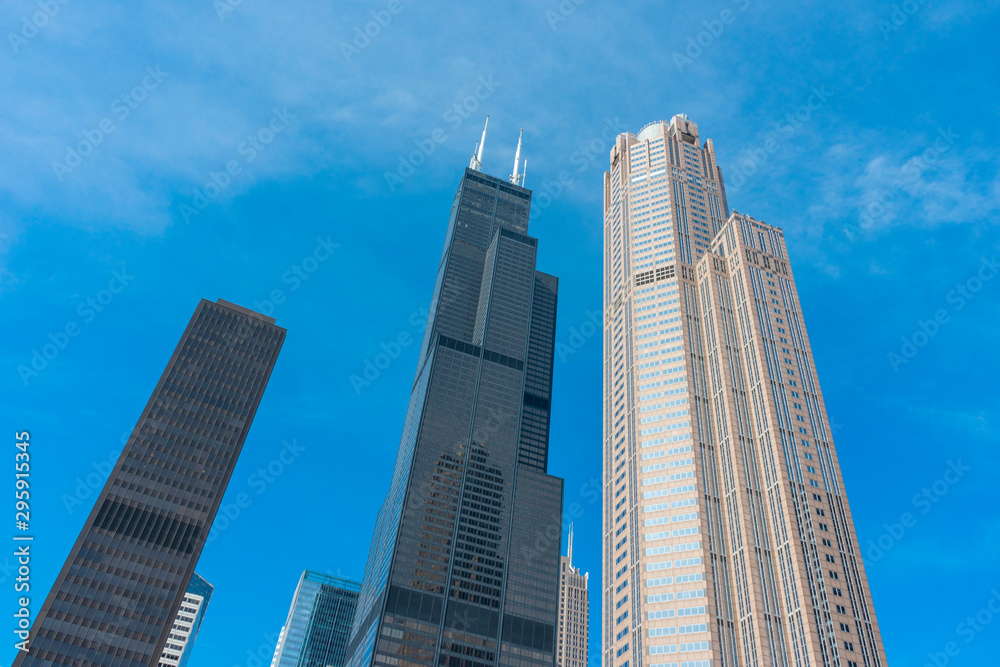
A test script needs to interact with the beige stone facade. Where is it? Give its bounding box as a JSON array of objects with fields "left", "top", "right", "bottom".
[
  {"left": 558, "top": 526, "right": 591, "bottom": 667},
  {"left": 602, "top": 116, "right": 887, "bottom": 667}
]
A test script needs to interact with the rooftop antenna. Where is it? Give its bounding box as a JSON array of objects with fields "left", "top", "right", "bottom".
[
  {"left": 470, "top": 115, "right": 489, "bottom": 171},
  {"left": 568, "top": 522, "right": 574, "bottom": 564},
  {"left": 520, "top": 159, "right": 527, "bottom": 188},
  {"left": 509, "top": 128, "right": 523, "bottom": 185},
  {"left": 469, "top": 140, "right": 480, "bottom": 169}
]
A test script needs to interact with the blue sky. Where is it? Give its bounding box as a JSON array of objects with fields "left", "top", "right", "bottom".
[{"left": 1, "top": 0, "right": 999, "bottom": 665}]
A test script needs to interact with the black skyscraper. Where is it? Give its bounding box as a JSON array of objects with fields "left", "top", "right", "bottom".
[
  {"left": 15, "top": 299, "right": 285, "bottom": 667},
  {"left": 346, "top": 150, "right": 565, "bottom": 667}
]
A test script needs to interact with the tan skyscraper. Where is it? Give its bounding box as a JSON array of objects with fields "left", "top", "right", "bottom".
[
  {"left": 602, "top": 115, "right": 887, "bottom": 667},
  {"left": 558, "top": 525, "right": 590, "bottom": 667}
]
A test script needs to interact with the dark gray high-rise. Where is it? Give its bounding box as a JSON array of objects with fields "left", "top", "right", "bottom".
[
  {"left": 14, "top": 299, "right": 285, "bottom": 667},
  {"left": 345, "top": 148, "right": 565, "bottom": 667}
]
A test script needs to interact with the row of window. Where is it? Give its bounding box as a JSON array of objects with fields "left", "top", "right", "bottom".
[{"left": 649, "top": 641, "right": 710, "bottom": 655}]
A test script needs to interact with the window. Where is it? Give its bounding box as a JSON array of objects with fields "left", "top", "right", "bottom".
[
  {"left": 844, "top": 641, "right": 854, "bottom": 651},
  {"left": 840, "top": 622, "right": 851, "bottom": 632},
  {"left": 678, "top": 623, "right": 708, "bottom": 634},
  {"left": 836, "top": 604, "right": 847, "bottom": 614},
  {"left": 648, "top": 644, "right": 681, "bottom": 658},
  {"left": 822, "top": 538, "right": 832, "bottom": 547},
  {"left": 829, "top": 570, "right": 840, "bottom": 579},
  {"left": 648, "top": 627, "right": 677, "bottom": 637},
  {"left": 826, "top": 554, "right": 836, "bottom": 563},
  {"left": 818, "top": 523, "right": 829, "bottom": 531},
  {"left": 832, "top": 587, "right": 843, "bottom": 596}
]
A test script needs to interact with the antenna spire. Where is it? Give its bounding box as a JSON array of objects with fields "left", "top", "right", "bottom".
[
  {"left": 469, "top": 140, "right": 480, "bottom": 169},
  {"left": 568, "top": 522, "right": 574, "bottom": 564},
  {"left": 470, "top": 115, "right": 489, "bottom": 171},
  {"left": 510, "top": 128, "right": 523, "bottom": 185}
]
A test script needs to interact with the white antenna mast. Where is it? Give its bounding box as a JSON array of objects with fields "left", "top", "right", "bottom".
[
  {"left": 470, "top": 115, "right": 489, "bottom": 171},
  {"left": 520, "top": 159, "right": 527, "bottom": 187},
  {"left": 469, "top": 141, "right": 480, "bottom": 170},
  {"left": 509, "top": 128, "right": 523, "bottom": 184},
  {"left": 568, "top": 522, "right": 574, "bottom": 564}
]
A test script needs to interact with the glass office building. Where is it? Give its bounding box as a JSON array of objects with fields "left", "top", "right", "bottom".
[
  {"left": 272, "top": 571, "right": 361, "bottom": 667},
  {"left": 158, "top": 572, "right": 214, "bottom": 667},
  {"left": 345, "top": 152, "right": 565, "bottom": 667},
  {"left": 14, "top": 299, "right": 285, "bottom": 667}
]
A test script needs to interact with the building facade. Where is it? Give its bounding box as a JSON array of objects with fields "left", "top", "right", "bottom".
[
  {"left": 557, "top": 525, "right": 590, "bottom": 667},
  {"left": 345, "top": 141, "right": 565, "bottom": 667},
  {"left": 14, "top": 299, "right": 285, "bottom": 667},
  {"left": 602, "top": 116, "right": 887, "bottom": 667},
  {"left": 271, "top": 572, "right": 361, "bottom": 667},
  {"left": 158, "top": 572, "right": 214, "bottom": 667}
]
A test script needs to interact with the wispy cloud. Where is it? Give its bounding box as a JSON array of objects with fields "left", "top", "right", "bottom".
[{"left": 789, "top": 124, "right": 1000, "bottom": 258}]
